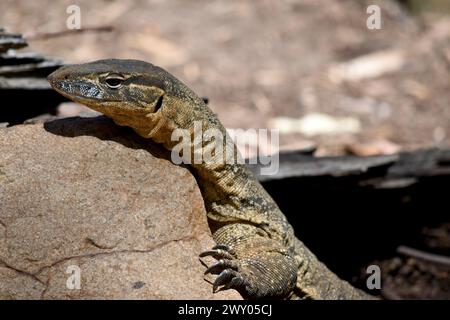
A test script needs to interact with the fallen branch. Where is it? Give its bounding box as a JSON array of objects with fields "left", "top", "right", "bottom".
[
  {"left": 397, "top": 245, "right": 450, "bottom": 266},
  {"left": 26, "top": 26, "right": 113, "bottom": 41}
]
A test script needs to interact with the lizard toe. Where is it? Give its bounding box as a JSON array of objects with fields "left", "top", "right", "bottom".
[
  {"left": 200, "top": 244, "right": 236, "bottom": 260},
  {"left": 204, "top": 259, "right": 239, "bottom": 275},
  {"left": 200, "top": 249, "right": 235, "bottom": 260},
  {"left": 213, "top": 269, "right": 247, "bottom": 292}
]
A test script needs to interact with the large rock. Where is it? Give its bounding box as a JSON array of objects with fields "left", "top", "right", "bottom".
[{"left": 0, "top": 116, "right": 241, "bottom": 299}]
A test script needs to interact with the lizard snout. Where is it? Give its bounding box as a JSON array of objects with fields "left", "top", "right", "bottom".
[{"left": 47, "top": 65, "right": 72, "bottom": 84}]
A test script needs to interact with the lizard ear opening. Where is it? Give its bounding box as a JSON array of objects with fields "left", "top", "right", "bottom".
[{"left": 154, "top": 95, "right": 164, "bottom": 112}]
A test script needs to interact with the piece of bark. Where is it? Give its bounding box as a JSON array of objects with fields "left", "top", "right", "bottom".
[{"left": 0, "top": 30, "right": 27, "bottom": 53}]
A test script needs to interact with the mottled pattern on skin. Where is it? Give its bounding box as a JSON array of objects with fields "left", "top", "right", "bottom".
[{"left": 48, "top": 59, "right": 371, "bottom": 299}]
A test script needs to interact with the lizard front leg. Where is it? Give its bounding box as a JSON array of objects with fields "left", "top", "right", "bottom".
[{"left": 201, "top": 223, "right": 298, "bottom": 298}]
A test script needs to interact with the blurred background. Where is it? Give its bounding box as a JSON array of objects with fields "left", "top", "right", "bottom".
[{"left": 2, "top": 0, "right": 450, "bottom": 156}]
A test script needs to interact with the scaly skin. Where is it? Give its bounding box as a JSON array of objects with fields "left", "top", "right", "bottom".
[{"left": 48, "top": 59, "right": 371, "bottom": 299}]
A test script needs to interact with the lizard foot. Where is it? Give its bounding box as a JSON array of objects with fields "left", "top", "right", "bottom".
[
  {"left": 200, "top": 244, "right": 250, "bottom": 293},
  {"left": 200, "top": 243, "right": 298, "bottom": 298}
]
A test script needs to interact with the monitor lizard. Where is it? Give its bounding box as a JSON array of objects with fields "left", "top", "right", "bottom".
[{"left": 47, "top": 59, "right": 371, "bottom": 299}]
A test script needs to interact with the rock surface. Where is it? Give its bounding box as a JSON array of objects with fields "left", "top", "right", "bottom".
[{"left": 0, "top": 116, "right": 241, "bottom": 299}]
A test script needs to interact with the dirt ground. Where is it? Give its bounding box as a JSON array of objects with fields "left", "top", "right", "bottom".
[{"left": 2, "top": 0, "right": 450, "bottom": 156}]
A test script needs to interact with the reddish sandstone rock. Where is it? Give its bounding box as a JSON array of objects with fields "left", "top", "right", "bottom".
[{"left": 0, "top": 117, "right": 241, "bottom": 299}]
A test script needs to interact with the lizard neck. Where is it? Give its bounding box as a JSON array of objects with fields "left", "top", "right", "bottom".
[
  {"left": 145, "top": 110, "right": 286, "bottom": 235},
  {"left": 125, "top": 97, "right": 289, "bottom": 240}
]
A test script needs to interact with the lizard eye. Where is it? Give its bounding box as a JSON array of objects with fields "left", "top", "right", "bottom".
[{"left": 105, "top": 74, "right": 124, "bottom": 89}]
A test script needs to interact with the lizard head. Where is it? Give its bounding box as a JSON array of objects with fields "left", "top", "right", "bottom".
[
  {"left": 47, "top": 59, "right": 201, "bottom": 118},
  {"left": 48, "top": 59, "right": 219, "bottom": 142}
]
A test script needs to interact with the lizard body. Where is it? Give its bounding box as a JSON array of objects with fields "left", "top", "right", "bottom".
[{"left": 48, "top": 59, "right": 370, "bottom": 299}]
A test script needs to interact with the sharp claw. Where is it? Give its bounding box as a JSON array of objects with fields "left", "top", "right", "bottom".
[
  {"left": 199, "top": 250, "right": 217, "bottom": 258},
  {"left": 205, "top": 261, "right": 220, "bottom": 275},
  {"left": 213, "top": 269, "right": 244, "bottom": 292},
  {"left": 204, "top": 259, "right": 238, "bottom": 275},
  {"left": 213, "top": 269, "right": 234, "bottom": 292}
]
